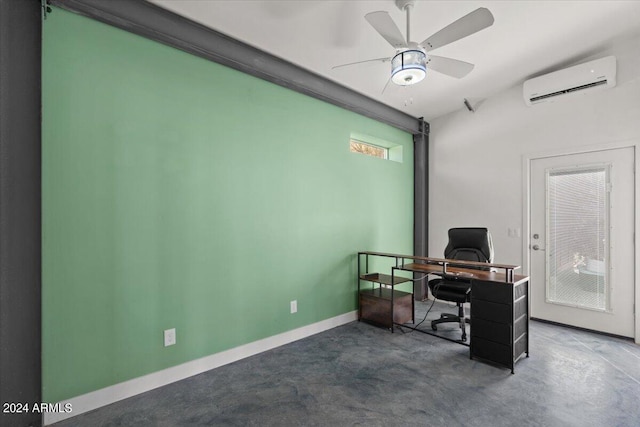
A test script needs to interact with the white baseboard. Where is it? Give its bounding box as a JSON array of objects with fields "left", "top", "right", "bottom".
[{"left": 44, "top": 311, "right": 357, "bottom": 425}]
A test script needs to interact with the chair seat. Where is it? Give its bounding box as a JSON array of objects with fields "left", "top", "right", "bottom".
[{"left": 428, "top": 278, "right": 471, "bottom": 304}]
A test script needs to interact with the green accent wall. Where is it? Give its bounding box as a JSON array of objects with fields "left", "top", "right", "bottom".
[{"left": 42, "top": 9, "right": 413, "bottom": 403}]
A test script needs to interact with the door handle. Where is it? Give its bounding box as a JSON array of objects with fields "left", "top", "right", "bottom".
[{"left": 532, "top": 244, "right": 545, "bottom": 251}]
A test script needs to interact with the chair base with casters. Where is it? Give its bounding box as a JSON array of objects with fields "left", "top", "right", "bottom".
[
  {"left": 428, "top": 278, "right": 472, "bottom": 342},
  {"left": 430, "top": 301, "right": 471, "bottom": 342}
]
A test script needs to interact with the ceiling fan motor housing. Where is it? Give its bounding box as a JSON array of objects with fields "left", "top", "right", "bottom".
[{"left": 391, "top": 49, "right": 426, "bottom": 85}]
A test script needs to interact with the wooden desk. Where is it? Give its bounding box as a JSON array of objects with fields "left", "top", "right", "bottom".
[{"left": 357, "top": 251, "right": 530, "bottom": 373}]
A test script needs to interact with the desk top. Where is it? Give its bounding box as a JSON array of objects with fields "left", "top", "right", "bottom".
[
  {"left": 398, "top": 262, "right": 529, "bottom": 285},
  {"left": 359, "top": 251, "right": 527, "bottom": 284}
]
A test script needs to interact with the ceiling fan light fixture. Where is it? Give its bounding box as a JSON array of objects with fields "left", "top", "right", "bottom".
[{"left": 391, "top": 49, "right": 426, "bottom": 86}]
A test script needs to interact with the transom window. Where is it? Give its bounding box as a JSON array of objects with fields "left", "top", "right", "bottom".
[{"left": 349, "top": 139, "right": 388, "bottom": 159}]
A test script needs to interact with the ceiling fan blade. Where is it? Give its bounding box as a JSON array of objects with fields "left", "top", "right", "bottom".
[
  {"left": 365, "top": 11, "right": 407, "bottom": 49},
  {"left": 420, "top": 8, "right": 494, "bottom": 52},
  {"left": 427, "top": 55, "right": 475, "bottom": 78},
  {"left": 332, "top": 57, "right": 391, "bottom": 70}
]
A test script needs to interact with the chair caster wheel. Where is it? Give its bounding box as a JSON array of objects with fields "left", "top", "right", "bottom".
[
  {"left": 431, "top": 325, "right": 437, "bottom": 331},
  {"left": 461, "top": 335, "right": 467, "bottom": 342}
]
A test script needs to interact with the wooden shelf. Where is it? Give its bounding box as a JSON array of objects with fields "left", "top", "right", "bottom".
[{"left": 359, "top": 273, "right": 411, "bottom": 286}]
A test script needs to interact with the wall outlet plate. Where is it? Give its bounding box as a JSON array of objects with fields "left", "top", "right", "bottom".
[
  {"left": 164, "top": 328, "right": 176, "bottom": 347},
  {"left": 290, "top": 300, "right": 297, "bottom": 314}
]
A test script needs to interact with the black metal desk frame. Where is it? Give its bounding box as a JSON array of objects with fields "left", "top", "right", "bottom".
[{"left": 357, "top": 251, "right": 530, "bottom": 373}]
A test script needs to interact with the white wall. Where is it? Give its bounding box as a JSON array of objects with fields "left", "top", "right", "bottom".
[{"left": 429, "top": 36, "right": 640, "bottom": 268}]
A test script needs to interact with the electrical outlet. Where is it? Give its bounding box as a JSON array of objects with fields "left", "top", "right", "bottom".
[
  {"left": 164, "top": 328, "right": 176, "bottom": 347},
  {"left": 290, "top": 300, "right": 297, "bottom": 314}
]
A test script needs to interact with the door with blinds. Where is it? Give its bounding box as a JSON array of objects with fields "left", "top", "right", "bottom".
[{"left": 530, "top": 147, "right": 635, "bottom": 337}]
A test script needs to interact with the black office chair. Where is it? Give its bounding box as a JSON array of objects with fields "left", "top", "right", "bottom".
[{"left": 428, "top": 227, "right": 494, "bottom": 342}]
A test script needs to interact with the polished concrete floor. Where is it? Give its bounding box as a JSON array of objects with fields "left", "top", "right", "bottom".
[{"left": 53, "top": 301, "right": 640, "bottom": 426}]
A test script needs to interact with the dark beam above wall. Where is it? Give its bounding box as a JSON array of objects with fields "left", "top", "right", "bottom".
[
  {"left": 413, "top": 119, "right": 430, "bottom": 300},
  {"left": 0, "top": 0, "right": 42, "bottom": 426},
  {"left": 50, "top": 0, "right": 421, "bottom": 134}
]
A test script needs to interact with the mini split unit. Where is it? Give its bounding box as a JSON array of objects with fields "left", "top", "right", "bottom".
[{"left": 523, "top": 56, "right": 616, "bottom": 106}]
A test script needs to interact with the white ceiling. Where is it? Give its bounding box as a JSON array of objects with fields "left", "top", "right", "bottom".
[{"left": 148, "top": 0, "right": 640, "bottom": 121}]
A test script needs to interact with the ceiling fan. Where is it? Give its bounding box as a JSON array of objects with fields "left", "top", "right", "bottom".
[{"left": 333, "top": 0, "right": 494, "bottom": 91}]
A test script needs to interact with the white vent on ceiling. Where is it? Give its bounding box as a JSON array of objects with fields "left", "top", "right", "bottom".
[{"left": 523, "top": 56, "right": 616, "bottom": 106}]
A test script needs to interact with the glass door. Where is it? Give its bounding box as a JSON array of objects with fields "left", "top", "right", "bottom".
[{"left": 530, "top": 147, "right": 635, "bottom": 337}]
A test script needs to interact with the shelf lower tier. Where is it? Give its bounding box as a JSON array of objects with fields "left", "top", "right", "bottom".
[{"left": 359, "top": 288, "right": 413, "bottom": 328}]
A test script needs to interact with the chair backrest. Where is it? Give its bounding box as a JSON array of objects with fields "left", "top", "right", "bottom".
[{"left": 444, "top": 227, "right": 494, "bottom": 264}]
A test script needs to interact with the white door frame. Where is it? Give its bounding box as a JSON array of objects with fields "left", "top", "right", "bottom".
[{"left": 522, "top": 139, "right": 639, "bottom": 344}]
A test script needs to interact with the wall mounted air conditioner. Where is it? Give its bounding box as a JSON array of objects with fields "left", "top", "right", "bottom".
[{"left": 523, "top": 56, "right": 616, "bottom": 106}]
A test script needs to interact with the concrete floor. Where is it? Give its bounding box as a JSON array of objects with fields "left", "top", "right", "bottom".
[{"left": 53, "top": 300, "right": 640, "bottom": 426}]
